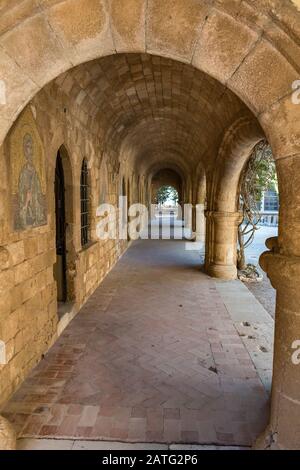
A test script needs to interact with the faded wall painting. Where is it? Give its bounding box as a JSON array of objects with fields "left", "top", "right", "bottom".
[
  {"left": 9, "top": 108, "right": 47, "bottom": 230},
  {"left": 99, "top": 159, "right": 109, "bottom": 205}
]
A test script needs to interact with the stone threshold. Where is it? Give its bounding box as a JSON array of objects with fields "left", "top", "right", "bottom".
[{"left": 17, "top": 438, "right": 249, "bottom": 451}]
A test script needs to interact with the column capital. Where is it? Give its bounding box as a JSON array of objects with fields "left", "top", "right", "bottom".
[{"left": 260, "top": 249, "right": 300, "bottom": 291}]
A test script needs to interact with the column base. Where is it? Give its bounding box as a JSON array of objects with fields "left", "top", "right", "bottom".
[
  {"left": 207, "top": 263, "right": 237, "bottom": 280},
  {"left": 253, "top": 425, "right": 279, "bottom": 450}
]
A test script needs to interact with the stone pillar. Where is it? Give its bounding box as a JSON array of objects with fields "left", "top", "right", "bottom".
[
  {"left": 257, "top": 155, "right": 300, "bottom": 449},
  {"left": 195, "top": 204, "right": 206, "bottom": 246},
  {"left": 191, "top": 172, "right": 206, "bottom": 244},
  {"left": 191, "top": 203, "right": 206, "bottom": 247},
  {"left": 258, "top": 245, "right": 300, "bottom": 449},
  {"left": 205, "top": 210, "right": 242, "bottom": 280}
]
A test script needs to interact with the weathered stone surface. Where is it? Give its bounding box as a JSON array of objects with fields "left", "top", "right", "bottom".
[
  {"left": 0, "top": 246, "right": 10, "bottom": 270},
  {"left": 110, "top": 0, "right": 146, "bottom": 52},
  {"left": 205, "top": 211, "right": 242, "bottom": 280},
  {"left": 275, "top": 156, "right": 300, "bottom": 256},
  {"left": 259, "top": 249, "right": 300, "bottom": 449},
  {"left": 147, "top": 0, "right": 209, "bottom": 61},
  {"left": 0, "top": 14, "right": 71, "bottom": 87},
  {"left": 0, "top": 416, "right": 16, "bottom": 450},
  {"left": 46, "top": 0, "right": 115, "bottom": 63},
  {"left": 0, "top": 48, "right": 38, "bottom": 121},
  {"left": 193, "top": 9, "right": 258, "bottom": 83},
  {"left": 0, "top": 0, "right": 299, "bottom": 451},
  {"left": 260, "top": 96, "right": 300, "bottom": 159},
  {"left": 0, "top": 0, "right": 40, "bottom": 37},
  {"left": 229, "top": 39, "right": 299, "bottom": 114}
]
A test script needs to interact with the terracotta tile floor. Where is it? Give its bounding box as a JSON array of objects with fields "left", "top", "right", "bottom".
[{"left": 2, "top": 239, "right": 270, "bottom": 446}]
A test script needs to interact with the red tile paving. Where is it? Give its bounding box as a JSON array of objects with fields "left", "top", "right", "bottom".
[{"left": 1, "top": 240, "right": 270, "bottom": 446}]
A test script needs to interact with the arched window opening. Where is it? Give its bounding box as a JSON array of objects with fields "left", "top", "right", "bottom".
[
  {"left": 238, "top": 139, "right": 278, "bottom": 280},
  {"left": 80, "top": 158, "right": 90, "bottom": 247},
  {"left": 54, "top": 151, "right": 67, "bottom": 303},
  {"left": 53, "top": 145, "right": 76, "bottom": 309}
]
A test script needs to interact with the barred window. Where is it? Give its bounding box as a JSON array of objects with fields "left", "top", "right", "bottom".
[{"left": 80, "top": 159, "right": 89, "bottom": 247}]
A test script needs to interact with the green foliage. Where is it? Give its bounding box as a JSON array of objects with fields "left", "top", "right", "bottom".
[
  {"left": 250, "top": 143, "right": 277, "bottom": 202},
  {"left": 237, "top": 140, "right": 277, "bottom": 270},
  {"left": 156, "top": 186, "right": 179, "bottom": 205},
  {"left": 240, "top": 140, "right": 277, "bottom": 219}
]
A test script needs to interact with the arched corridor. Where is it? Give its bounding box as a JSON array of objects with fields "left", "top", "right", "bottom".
[
  {"left": 2, "top": 237, "right": 272, "bottom": 447},
  {"left": 0, "top": 0, "right": 300, "bottom": 450}
]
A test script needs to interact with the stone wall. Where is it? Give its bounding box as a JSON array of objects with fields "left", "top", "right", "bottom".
[{"left": 0, "top": 80, "right": 131, "bottom": 408}]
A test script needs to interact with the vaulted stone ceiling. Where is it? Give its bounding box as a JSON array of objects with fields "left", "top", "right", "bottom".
[{"left": 53, "top": 53, "right": 256, "bottom": 176}]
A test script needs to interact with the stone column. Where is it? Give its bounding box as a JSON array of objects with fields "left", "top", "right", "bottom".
[
  {"left": 257, "top": 155, "right": 300, "bottom": 449},
  {"left": 195, "top": 204, "right": 206, "bottom": 246},
  {"left": 205, "top": 210, "right": 242, "bottom": 280},
  {"left": 191, "top": 203, "right": 206, "bottom": 247},
  {"left": 259, "top": 245, "right": 300, "bottom": 449},
  {"left": 191, "top": 173, "right": 206, "bottom": 245}
]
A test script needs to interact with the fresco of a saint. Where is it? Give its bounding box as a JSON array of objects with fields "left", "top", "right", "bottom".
[{"left": 16, "top": 133, "right": 46, "bottom": 229}]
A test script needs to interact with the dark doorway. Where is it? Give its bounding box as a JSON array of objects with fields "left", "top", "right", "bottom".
[{"left": 54, "top": 152, "right": 67, "bottom": 302}]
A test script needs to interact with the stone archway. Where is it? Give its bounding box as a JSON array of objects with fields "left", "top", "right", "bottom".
[
  {"left": 0, "top": 1, "right": 299, "bottom": 151},
  {"left": 0, "top": 0, "right": 300, "bottom": 450},
  {"left": 205, "top": 117, "right": 264, "bottom": 280}
]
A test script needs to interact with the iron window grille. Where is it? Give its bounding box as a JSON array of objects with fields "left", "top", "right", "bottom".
[{"left": 80, "top": 159, "right": 90, "bottom": 247}]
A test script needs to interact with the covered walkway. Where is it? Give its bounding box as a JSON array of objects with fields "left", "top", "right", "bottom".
[
  {"left": 1, "top": 1, "right": 300, "bottom": 450},
  {"left": 3, "top": 238, "right": 272, "bottom": 448}
]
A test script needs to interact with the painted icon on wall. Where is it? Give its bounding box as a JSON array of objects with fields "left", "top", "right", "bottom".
[
  {"left": 99, "top": 158, "right": 109, "bottom": 205},
  {"left": 9, "top": 108, "right": 47, "bottom": 230}
]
